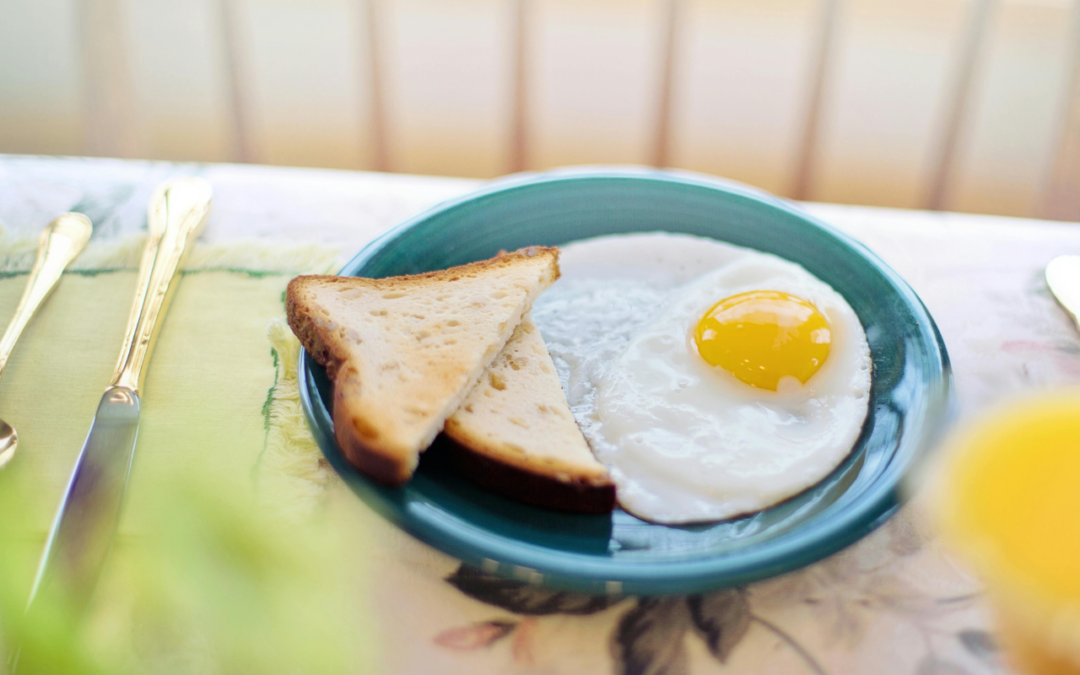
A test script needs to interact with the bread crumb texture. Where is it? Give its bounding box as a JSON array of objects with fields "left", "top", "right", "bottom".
[
  {"left": 286, "top": 247, "right": 559, "bottom": 484},
  {"left": 445, "top": 314, "right": 610, "bottom": 485}
]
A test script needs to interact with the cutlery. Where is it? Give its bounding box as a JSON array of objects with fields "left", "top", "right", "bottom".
[
  {"left": 0, "top": 214, "right": 92, "bottom": 469},
  {"left": 26, "top": 177, "right": 212, "bottom": 616},
  {"left": 1046, "top": 255, "right": 1080, "bottom": 332}
]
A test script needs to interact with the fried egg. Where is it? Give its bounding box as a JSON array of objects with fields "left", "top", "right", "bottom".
[{"left": 533, "top": 233, "right": 871, "bottom": 524}]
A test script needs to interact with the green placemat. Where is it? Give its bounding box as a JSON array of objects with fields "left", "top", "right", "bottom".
[{"left": 0, "top": 231, "right": 375, "bottom": 675}]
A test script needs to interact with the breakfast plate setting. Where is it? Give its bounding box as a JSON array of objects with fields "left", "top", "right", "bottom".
[
  {"left": 298, "top": 168, "right": 953, "bottom": 595},
  {"left": 6, "top": 156, "right": 1080, "bottom": 675}
]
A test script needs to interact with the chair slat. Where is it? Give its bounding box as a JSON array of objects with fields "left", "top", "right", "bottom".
[
  {"left": 923, "top": 0, "right": 997, "bottom": 212},
  {"left": 217, "top": 0, "right": 256, "bottom": 164},
  {"left": 509, "top": 0, "right": 530, "bottom": 173},
  {"left": 789, "top": 0, "right": 841, "bottom": 200},
  {"left": 361, "top": 0, "right": 390, "bottom": 172},
  {"left": 652, "top": 0, "right": 681, "bottom": 169},
  {"left": 78, "top": 0, "right": 140, "bottom": 158},
  {"left": 1038, "top": 0, "right": 1080, "bottom": 221}
]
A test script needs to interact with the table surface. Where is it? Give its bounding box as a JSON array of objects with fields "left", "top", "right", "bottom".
[{"left": 3, "top": 155, "right": 1080, "bottom": 675}]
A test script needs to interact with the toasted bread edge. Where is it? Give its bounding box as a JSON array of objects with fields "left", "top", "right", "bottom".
[
  {"left": 439, "top": 434, "right": 616, "bottom": 514},
  {"left": 442, "top": 418, "right": 611, "bottom": 483},
  {"left": 286, "top": 247, "right": 562, "bottom": 487}
]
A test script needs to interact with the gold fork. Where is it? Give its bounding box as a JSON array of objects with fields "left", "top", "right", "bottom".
[{"left": 0, "top": 213, "right": 93, "bottom": 468}]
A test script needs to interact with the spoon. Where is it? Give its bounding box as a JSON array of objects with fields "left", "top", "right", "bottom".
[
  {"left": 1046, "top": 255, "right": 1080, "bottom": 332},
  {"left": 0, "top": 213, "right": 93, "bottom": 468}
]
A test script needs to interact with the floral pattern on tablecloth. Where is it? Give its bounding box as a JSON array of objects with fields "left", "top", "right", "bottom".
[{"left": 430, "top": 507, "right": 1003, "bottom": 675}]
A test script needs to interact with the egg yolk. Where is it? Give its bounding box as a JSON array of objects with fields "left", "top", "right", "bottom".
[{"left": 693, "top": 290, "right": 831, "bottom": 391}]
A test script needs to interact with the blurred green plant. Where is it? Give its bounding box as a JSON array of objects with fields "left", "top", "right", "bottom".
[{"left": 0, "top": 468, "right": 374, "bottom": 675}]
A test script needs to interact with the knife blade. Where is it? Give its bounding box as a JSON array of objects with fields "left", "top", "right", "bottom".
[{"left": 25, "top": 177, "right": 212, "bottom": 617}]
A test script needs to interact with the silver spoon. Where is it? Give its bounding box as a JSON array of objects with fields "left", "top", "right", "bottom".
[
  {"left": 1047, "top": 255, "right": 1080, "bottom": 332},
  {"left": 0, "top": 213, "right": 93, "bottom": 468}
]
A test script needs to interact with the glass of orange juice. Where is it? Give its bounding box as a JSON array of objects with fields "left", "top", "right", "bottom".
[{"left": 932, "top": 391, "right": 1080, "bottom": 674}]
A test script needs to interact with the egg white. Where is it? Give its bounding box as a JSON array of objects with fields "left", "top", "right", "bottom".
[{"left": 533, "top": 233, "right": 872, "bottom": 524}]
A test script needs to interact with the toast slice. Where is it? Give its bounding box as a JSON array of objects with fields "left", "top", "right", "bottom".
[
  {"left": 443, "top": 314, "right": 615, "bottom": 513},
  {"left": 287, "top": 247, "right": 560, "bottom": 485}
]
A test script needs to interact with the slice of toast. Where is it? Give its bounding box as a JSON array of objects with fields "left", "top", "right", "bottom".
[
  {"left": 287, "top": 247, "right": 559, "bottom": 485},
  {"left": 443, "top": 314, "right": 616, "bottom": 513}
]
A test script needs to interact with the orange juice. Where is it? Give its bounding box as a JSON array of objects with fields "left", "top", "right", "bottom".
[{"left": 933, "top": 392, "right": 1080, "bottom": 675}]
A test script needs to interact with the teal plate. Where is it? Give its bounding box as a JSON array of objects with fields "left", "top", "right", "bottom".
[{"left": 299, "top": 168, "right": 952, "bottom": 595}]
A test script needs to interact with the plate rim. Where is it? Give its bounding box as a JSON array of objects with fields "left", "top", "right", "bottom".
[{"left": 298, "top": 167, "right": 953, "bottom": 595}]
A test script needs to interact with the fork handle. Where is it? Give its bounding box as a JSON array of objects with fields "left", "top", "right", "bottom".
[
  {"left": 110, "top": 177, "right": 212, "bottom": 393},
  {"left": 0, "top": 213, "right": 92, "bottom": 379}
]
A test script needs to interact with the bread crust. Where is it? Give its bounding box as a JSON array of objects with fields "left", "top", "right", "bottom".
[
  {"left": 332, "top": 374, "right": 414, "bottom": 484},
  {"left": 443, "top": 416, "right": 611, "bottom": 484},
  {"left": 286, "top": 247, "right": 560, "bottom": 486},
  {"left": 440, "top": 435, "right": 617, "bottom": 514}
]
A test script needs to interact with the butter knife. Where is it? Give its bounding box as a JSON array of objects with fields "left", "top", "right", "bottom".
[
  {"left": 1047, "top": 255, "right": 1080, "bottom": 332},
  {"left": 26, "top": 177, "right": 212, "bottom": 615}
]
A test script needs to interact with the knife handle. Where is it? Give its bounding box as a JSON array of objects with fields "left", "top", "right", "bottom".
[
  {"left": 0, "top": 214, "right": 92, "bottom": 379},
  {"left": 110, "top": 177, "right": 212, "bottom": 393}
]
